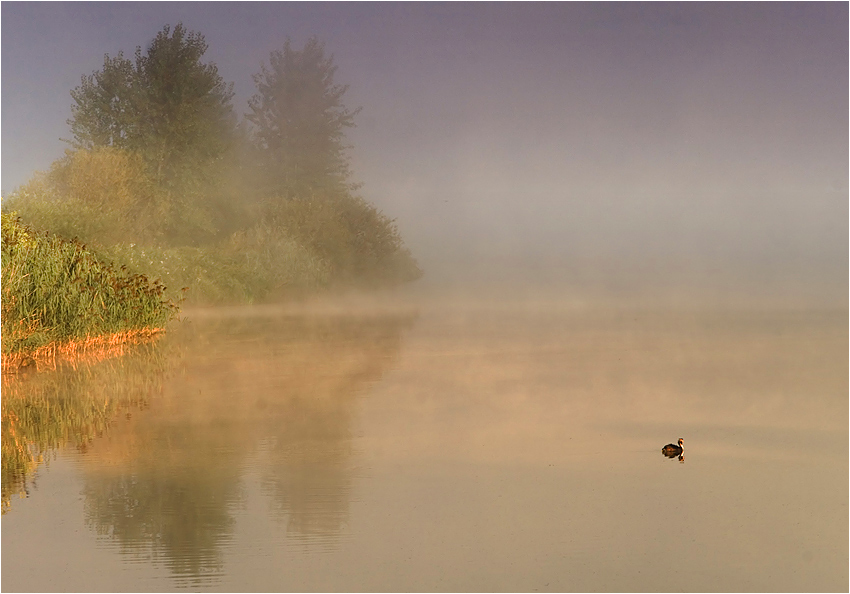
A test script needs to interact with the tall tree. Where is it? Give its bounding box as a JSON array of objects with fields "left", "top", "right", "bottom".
[
  {"left": 67, "top": 24, "right": 237, "bottom": 243},
  {"left": 131, "top": 24, "right": 236, "bottom": 189},
  {"left": 69, "top": 24, "right": 237, "bottom": 184},
  {"left": 247, "top": 37, "right": 361, "bottom": 200},
  {"left": 68, "top": 53, "right": 136, "bottom": 149}
]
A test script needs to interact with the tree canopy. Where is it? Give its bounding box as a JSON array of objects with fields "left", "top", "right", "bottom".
[
  {"left": 9, "top": 25, "right": 422, "bottom": 298},
  {"left": 68, "top": 24, "right": 236, "bottom": 195},
  {"left": 247, "top": 37, "right": 361, "bottom": 200}
]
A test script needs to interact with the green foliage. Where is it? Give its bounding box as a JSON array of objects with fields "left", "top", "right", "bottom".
[
  {"left": 67, "top": 53, "right": 136, "bottom": 149},
  {"left": 1, "top": 213, "right": 179, "bottom": 356},
  {"left": 247, "top": 37, "right": 361, "bottom": 199},
  {"left": 67, "top": 23, "right": 238, "bottom": 244},
  {"left": 244, "top": 36, "right": 421, "bottom": 288},
  {"left": 131, "top": 24, "right": 236, "bottom": 186},
  {"left": 6, "top": 147, "right": 166, "bottom": 246},
  {"left": 271, "top": 194, "right": 422, "bottom": 286},
  {"left": 69, "top": 23, "right": 236, "bottom": 179},
  {"left": 97, "top": 224, "right": 330, "bottom": 305},
  {"left": 6, "top": 26, "right": 421, "bottom": 310}
]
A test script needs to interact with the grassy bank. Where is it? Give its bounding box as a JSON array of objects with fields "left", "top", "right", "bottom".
[
  {"left": 93, "top": 221, "right": 332, "bottom": 305},
  {"left": 1, "top": 213, "right": 180, "bottom": 371},
  {"left": 5, "top": 148, "right": 423, "bottom": 306}
]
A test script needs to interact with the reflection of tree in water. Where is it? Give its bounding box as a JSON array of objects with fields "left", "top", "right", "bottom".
[
  {"left": 82, "top": 432, "right": 242, "bottom": 588},
  {"left": 1, "top": 340, "right": 170, "bottom": 514},
  {"left": 81, "top": 311, "right": 415, "bottom": 583},
  {"left": 258, "top": 316, "right": 413, "bottom": 544},
  {"left": 256, "top": 383, "right": 355, "bottom": 540}
]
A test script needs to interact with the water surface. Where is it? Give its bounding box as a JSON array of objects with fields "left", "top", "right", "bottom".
[{"left": 2, "top": 294, "right": 847, "bottom": 591}]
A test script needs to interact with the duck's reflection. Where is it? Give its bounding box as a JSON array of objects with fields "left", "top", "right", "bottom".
[{"left": 80, "top": 311, "right": 415, "bottom": 584}]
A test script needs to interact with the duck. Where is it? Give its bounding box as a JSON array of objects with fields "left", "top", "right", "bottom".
[{"left": 661, "top": 438, "right": 684, "bottom": 457}]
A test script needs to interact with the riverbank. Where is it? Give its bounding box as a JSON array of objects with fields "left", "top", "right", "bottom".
[
  {"left": 1, "top": 328, "right": 165, "bottom": 374},
  {"left": 1, "top": 213, "right": 179, "bottom": 373}
]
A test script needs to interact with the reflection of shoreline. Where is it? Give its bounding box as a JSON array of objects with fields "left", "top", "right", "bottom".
[
  {"left": 79, "top": 310, "right": 416, "bottom": 585},
  {"left": 1, "top": 339, "right": 172, "bottom": 514},
  {"left": 2, "top": 329, "right": 164, "bottom": 375}
]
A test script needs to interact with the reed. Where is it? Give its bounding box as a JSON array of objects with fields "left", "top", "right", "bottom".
[{"left": 1, "top": 213, "right": 179, "bottom": 370}]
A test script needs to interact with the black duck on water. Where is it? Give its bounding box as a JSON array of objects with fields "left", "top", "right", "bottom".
[{"left": 661, "top": 438, "right": 684, "bottom": 457}]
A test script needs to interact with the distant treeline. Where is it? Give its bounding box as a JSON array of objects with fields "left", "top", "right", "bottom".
[{"left": 5, "top": 24, "right": 421, "bottom": 304}]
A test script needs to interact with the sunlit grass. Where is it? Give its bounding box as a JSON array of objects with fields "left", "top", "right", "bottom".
[
  {"left": 1, "top": 213, "right": 179, "bottom": 368},
  {"left": 97, "top": 222, "right": 332, "bottom": 305}
]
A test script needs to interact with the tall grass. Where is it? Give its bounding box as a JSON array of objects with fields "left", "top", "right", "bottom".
[
  {"left": 97, "top": 221, "right": 332, "bottom": 305},
  {"left": 1, "top": 213, "right": 179, "bottom": 361}
]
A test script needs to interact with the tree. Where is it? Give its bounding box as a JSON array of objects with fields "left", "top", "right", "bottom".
[
  {"left": 131, "top": 24, "right": 236, "bottom": 190},
  {"left": 247, "top": 37, "right": 361, "bottom": 200},
  {"left": 67, "top": 24, "right": 238, "bottom": 243},
  {"left": 68, "top": 53, "right": 136, "bottom": 149}
]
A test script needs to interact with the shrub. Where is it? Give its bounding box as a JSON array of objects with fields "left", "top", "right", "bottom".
[
  {"left": 5, "top": 148, "right": 422, "bottom": 306},
  {"left": 4, "top": 147, "right": 227, "bottom": 247},
  {"left": 270, "top": 193, "right": 422, "bottom": 287},
  {"left": 5, "top": 148, "right": 169, "bottom": 246},
  {"left": 97, "top": 223, "right": 330, "bottom": 305}
]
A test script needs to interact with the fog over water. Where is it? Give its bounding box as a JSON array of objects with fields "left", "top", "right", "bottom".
[
  {"left": 3, "top": 297, "right": 846, "bottom": 591},
  {"left": 2, "top": 3, "right": 846, "bottom": 307}
]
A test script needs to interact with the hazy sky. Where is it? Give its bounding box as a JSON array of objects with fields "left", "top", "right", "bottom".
[{"left": 2, "top": 2, "right": 847, "bottom": 298}]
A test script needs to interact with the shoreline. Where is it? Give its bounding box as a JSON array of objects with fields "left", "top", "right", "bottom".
[{"left": 1, "top": 328, "right": 165, "bottom": 375}]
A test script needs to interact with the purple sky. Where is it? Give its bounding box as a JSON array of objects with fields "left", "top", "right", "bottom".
[{"left": 2, "top": 2, "right": 847, "bottom": 297}]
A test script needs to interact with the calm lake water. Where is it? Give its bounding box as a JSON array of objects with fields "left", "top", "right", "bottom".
[{"left": 2, "top": 292, "right": 847, "bottom": 592}]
